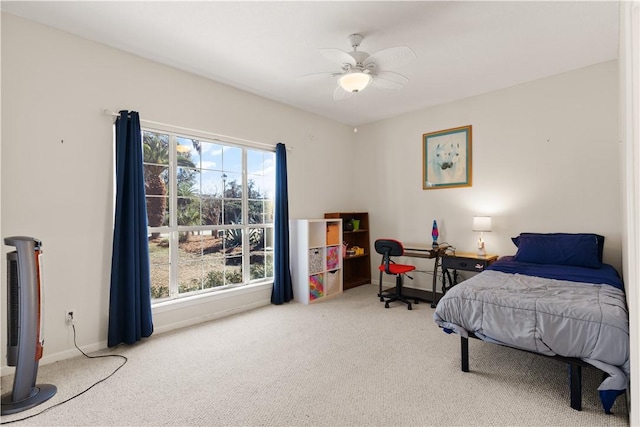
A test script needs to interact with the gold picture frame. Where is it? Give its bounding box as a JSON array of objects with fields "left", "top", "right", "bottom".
[{"left": 423, "top": 125, "right": 472, "bottom": 189}]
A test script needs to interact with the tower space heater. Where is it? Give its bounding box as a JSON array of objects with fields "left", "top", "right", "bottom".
[{"left": 1, "top": 236, "right": 56, "bottom": 415}]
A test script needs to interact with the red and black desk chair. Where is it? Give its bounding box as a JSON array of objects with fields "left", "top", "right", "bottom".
[{"left": 375, "top": 239, "right": 417, "bottom": 310}]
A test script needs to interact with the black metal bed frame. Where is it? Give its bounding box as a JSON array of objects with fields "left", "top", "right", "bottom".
[{"left": 460, "top": 334, "right": 599, "bottom": 411}]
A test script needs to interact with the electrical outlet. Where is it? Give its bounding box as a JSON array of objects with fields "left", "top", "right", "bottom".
[{"left": 65, "top": 309, "right": 75, "bottom": 325}]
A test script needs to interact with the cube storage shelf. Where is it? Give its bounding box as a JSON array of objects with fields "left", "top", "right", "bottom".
[{"left": 290, "top": 219, "right": 343, "bottom": 304}]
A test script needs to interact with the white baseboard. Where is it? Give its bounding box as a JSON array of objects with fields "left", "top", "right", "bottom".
[
  {"left": 152, "top": 299, "right": 270, "bottom": 335},
  {"left": 1, "top": 289, "right": 272, "bottom": 373}
]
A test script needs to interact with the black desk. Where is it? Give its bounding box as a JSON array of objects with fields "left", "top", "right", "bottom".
[{"left": 398, "top": 243, "right": 448, "bottom": 308}]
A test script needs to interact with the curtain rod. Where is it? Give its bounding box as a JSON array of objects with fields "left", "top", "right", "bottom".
[{"left": 103, "top": 109, "right": 288, "bottom": 151}]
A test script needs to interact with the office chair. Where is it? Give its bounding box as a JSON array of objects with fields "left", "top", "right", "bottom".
[{"left": 375, "top": 239, "right": 417, "bottom": 310}]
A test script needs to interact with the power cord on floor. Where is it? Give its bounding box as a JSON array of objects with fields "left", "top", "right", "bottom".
[{"left": 0, "top": 323, "right": 128, "bottom": 425}]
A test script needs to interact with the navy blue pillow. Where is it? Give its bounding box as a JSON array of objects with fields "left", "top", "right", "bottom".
[
  {"left": 512, "top": 233, "right": 605, "bottom": 263},
  {"left": 512, "top": 233, "right": 603, "bottom": 268}
]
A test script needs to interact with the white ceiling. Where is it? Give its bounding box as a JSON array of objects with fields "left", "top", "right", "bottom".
[{"left": 1, "top": 1, "right": 620, "bottom": 126}]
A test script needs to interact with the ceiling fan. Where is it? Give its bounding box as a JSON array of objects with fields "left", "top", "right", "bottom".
[{"left": 316, "top": 33, "right": 416, "bottom": 101}]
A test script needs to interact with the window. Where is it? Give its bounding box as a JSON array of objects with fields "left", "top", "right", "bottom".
[{"left": 143, "top": 128, "right": 275, "bottom": 300}]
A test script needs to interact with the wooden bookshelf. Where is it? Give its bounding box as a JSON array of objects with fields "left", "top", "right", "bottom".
[{"left": 324, "top": 212, "right": 371, "bottom": 290}]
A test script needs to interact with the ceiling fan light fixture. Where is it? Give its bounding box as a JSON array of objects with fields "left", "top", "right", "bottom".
[{"left": 339, "top": 72, "right": 372, "bottom": 93}]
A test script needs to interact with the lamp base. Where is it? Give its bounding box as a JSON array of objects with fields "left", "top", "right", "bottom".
[{"left": 477, "top": 236, "right": 486, "bottom": 257}]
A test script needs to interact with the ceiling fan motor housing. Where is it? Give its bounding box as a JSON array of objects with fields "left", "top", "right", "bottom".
[
  {"left": 349, "top": 51, "right": 370, "bottom": 70},
  {"left": 348, "top": 33, "right": 364, "bottom": 48}
]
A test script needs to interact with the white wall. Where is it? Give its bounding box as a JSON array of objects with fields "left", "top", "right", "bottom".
[
  {"left": 0, "top": 13, "right": 356, "bottom": 367},
  {"left": 620, "top": 2, "right": 640, "bottom": 425},
  {"left": 354, "top": 61, "right": 622, "bottom": 287}
]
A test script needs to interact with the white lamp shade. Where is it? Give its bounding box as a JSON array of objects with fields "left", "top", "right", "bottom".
[
  {"left": 339, "top": 72, "right": 372, "bottom": 93},
  {"left": 472, "top": 216, "right": 492, "bottom": 232}
]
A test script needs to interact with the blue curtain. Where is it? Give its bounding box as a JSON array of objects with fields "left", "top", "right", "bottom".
[
  {"left": 271, "top": 143, "right": 293, "bottom": 304},
  {"left": 108, "top": 110, "right": 154, "bottom": 347}
]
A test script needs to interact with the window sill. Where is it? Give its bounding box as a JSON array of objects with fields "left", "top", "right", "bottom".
[{"left": 152, "top": 281, "right": 273, "bottom": 314}]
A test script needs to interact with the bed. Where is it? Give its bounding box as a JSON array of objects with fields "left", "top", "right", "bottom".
[{"left": 433, "top": 232, "right": 629, "bottom": 413}]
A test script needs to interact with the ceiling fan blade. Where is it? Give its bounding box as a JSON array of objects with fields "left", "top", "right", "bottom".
[
  {"left": 364, "top": 46, "right": 416, "bottom": 70},
  {"left": 371, "top": 71, "right": 409, "bottom": 90},
  {"left": 295, "top": 71, "right": 335, "bottom": 81},
  {"left": 333, "top": 85, "right": 354, "bottom": 101},
  {"left": 320, "top": 48, "right": 357, "bottom": 67}
]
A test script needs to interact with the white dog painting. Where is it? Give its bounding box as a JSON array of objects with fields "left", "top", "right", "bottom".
[{"left": 423, "top": 126, "right": 471, "bottom": 189}]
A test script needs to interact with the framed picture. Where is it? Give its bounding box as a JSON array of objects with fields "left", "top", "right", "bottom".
[{"left": 423, "top": 125, "right": 472, "bottom": 189}]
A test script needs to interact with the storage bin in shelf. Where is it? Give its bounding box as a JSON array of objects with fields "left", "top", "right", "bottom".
[
  {"left": 309, "top": 274, "right": 324, "bottom": 301},
  {"left": 326, "top": 245, "right": 340, "bottom": 270},
  {"left": 308, "top": 248, "right": 324, "bottom": 274},
  {"left": 326, "top": 223, "right": 340, "bottom": 246},
  {"left": 325, "top": 270, "right": 341, "bottom": 296}
]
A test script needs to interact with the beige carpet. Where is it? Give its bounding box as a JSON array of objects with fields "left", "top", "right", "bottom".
[{"left": 0, "top": 284, "right": 629, "bottom": 426}]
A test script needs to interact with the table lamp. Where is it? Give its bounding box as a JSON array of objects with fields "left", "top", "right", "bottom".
[{"left": 472, "top": 216, "right": 492, "bottom": 257}]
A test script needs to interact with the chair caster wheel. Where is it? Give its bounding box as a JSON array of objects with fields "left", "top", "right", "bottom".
[
  {"left": 408, "top": 304, "right": 412, "bottom": 310},
  {"left": 385, "top": 302, "right": 390, "bottom": 308},
  {"left": 380, "top": 297, "right": 384, "bottom": 302}
]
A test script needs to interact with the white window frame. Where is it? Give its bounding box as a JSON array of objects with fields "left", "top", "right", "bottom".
[{"left": 143, "top": 125, "right": 275, "bottom": 301}]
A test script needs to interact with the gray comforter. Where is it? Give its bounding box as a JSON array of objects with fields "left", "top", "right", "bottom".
[{"left": 433, "top": 269, "right": 630, "bottom": 395}]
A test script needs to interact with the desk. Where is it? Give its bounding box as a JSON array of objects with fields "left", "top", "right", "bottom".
[
  {"left": 441, "top": 252, "right": 498, "bottom": 295},
  {"left": 401, "top": 243, "right": 448, "bottom": 308}
]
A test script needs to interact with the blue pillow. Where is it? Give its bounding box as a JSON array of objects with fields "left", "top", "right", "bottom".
[
  {"left": 512, "top": 233, "right": 603, "bottom": 268},
  {"left": 512, "top": 233, "right": 604, "bottom": 263}
]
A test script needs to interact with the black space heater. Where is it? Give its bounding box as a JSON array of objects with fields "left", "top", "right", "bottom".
[{"left": 1, "top": 236, "right": 56, "bottom": 415}]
